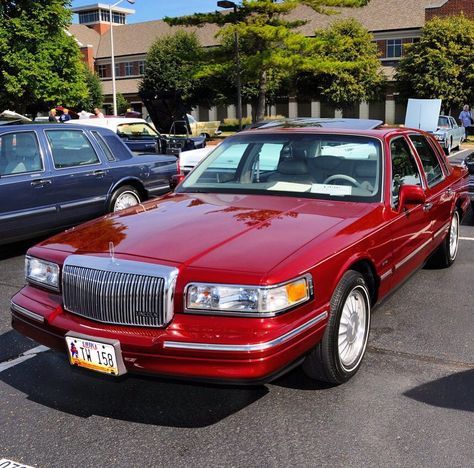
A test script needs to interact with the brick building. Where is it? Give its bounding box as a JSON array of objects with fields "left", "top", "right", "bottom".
[{"left": 70, "top": 0, "right": 474, "bottom": 124}]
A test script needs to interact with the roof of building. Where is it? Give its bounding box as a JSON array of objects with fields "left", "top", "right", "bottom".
[
  {"left": 69, "top": 23, "right": 101, "bottom": 50},
  {"left": 70, "top": 0, "right": 434, "bottom": 59},
  {"left": 101, "top": 78, "right": 141, "bottom": 95}
]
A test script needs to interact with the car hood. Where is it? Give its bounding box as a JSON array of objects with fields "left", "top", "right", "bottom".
[{"left": 39, "top": 193, "right": 378, "bottom": 275}]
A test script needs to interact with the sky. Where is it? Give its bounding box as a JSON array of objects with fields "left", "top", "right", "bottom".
[{"left": 70, "top": 0, "right": 222, "bottom": 23}]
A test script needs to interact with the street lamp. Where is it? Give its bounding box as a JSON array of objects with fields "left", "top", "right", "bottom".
[
  {"left": 110, "top": 0, "right": 135, "bottom": 116},
  {"left": 217, "top": 0, "right": 242, "bottom": 130}
]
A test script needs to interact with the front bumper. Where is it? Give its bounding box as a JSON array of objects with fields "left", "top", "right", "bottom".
[{"left": 11, "top": 286, "right": 328, "bottom": 383}]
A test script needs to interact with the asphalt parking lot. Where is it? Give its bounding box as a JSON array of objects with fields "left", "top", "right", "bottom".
[{"left": 0, "top": 152, "right": 473, "bottom": 467}]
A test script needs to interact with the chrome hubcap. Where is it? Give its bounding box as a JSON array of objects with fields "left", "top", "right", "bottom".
[
  {"left": 449, "top": 212, "right": 459, "bottom": 260},
  {"left": 114, "top": 192, "right": 139, "bottom": 212},
  {"left": 338, "top": 286, "right": 369, "bottom": 371}
]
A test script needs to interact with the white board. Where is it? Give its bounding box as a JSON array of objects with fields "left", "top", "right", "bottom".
[{"left": 404, "top": 99, "right": 441, "bottom": 132}]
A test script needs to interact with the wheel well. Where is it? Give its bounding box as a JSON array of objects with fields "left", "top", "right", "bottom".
[
  {"left": 455, "top": 199, "right": 465, "bottom": 219},
  {"left": 349, "top": 260, "right": 379, "bottom": 305},
  {"left": 112, "top": 180, "right": 147, "bottom": 202}
]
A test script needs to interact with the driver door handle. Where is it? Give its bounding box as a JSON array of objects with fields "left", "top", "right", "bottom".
[
  {"left": 30, "top": 179, "right": 52, "bottom": 188},
  {"left": 423, "top": 202, "right": 433, "bottom": 212},
  {"left": 90, "top": 170, "right": 106, "bottom": 177}
]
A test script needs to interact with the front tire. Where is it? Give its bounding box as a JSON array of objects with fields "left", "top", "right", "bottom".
[
  {"left": 109, "top": 185, "right": 141, "bottom": 212},
  {"left": 303, "top": 270, "right": 371, "bottom": 384},
  {"left": 444, "top": 138, "right": 452, "bottom": 155}
]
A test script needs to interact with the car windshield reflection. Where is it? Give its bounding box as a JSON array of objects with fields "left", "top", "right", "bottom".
[{"left": 179, "top": 133, "right": 383, "bottom": 202}]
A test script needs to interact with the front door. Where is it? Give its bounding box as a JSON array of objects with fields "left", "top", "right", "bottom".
[
  {"left": 0, "top": 130, "right": 55, "bottom": 244},
  {"left": 387, "top": 136, "right": 432, "bottom": 289}
]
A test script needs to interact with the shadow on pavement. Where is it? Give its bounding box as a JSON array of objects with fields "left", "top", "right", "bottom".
[
  {"left": 404, "top": 369, "right": 474, "bottom": 412},
  {"left": 0, "top": 330, "right": 37, "bottom": 363},
  {"left": 0, "top": 350, "right": 268, "bottom": 428},
  {"left": 0, "top": 237, "right": 46, "bottom": 261}
]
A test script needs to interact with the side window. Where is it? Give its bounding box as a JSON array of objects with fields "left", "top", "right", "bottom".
[
  {"left": 390, "top": 137, "right": 421, "bottom": 207},
  {"left": 91, "top": 131, "right": 116, "bottom": 161},
  {"left": 117, "top": 123, "right": 159, "bottom": 140},
  {"left": 0, "top": 131, "right": 42, "bottom": 176},
  {"left": 409, "top": 134, "right": 444, "bottom": 187},
  {"left": 46, "top": 130, "right": 100, "bottom": 168}
]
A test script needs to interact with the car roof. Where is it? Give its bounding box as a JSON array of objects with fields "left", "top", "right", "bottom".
[
  {"left": 0, "top": 123, "right": 118, "bottom": 135},
  {"left": 66, "top": 117, "right": 148, "bottom": 131},
  {"left": 238, "top": 126, "right": 428, "bottom": 139},
  {"left": 254, "top": 118, "right": 384, "bottom": 130}
]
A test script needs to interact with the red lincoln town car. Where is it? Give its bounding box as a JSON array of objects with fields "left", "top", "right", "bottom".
[{"left": 11, "top": 126, "right": 470, "bottom": 385}]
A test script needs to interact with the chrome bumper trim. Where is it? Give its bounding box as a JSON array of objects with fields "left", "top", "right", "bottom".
[
  {"left": 11, "top": 301, "right": 45, "bottom": 323},
  {"left": 163, "top": 310, "right": 328, "bottom": 352}
]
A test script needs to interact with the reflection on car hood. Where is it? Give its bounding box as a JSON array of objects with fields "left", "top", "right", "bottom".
[{"left": 41, "top": 193, "right": 379, "bottom": 275}]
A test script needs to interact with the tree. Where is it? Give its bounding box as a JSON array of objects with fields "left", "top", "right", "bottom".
[
  {"left": 116, "top": 93, "right": 129, "bottom": 115},
  {"left": 295, "top": 18, "right": 385, "bottom": 110},
  {"left": 165, "top": 0, "right": 372, "bottom": 121},
  {"left": 396, "top": 15, "right": 474, "bottom": 114},
  {"left": 139, "top": 31, "right": 213, "bottom": 131},
  {"left": 76, "top": 66, "right": 103, "bottom": 112},
  {"left": 0, "top": 0, "right": 88, "bottom": 115}
]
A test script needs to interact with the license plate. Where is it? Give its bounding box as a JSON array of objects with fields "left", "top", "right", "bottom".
[{"left": 65, "top": 334, "right": 125, "bottom": 376}]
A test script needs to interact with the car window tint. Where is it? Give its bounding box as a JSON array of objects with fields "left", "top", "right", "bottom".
[
  {"left": 46, "top": 130, "right": 100, "bottom": 168},
  {"left": 91, "top": 131, "right": 116, "bottom": 161},
  {"left": 117, "top": 123, "right": 159, "bottom": 140},
  {"left": 409, "top": 134, "right": 444, "bottom": 187},
  {"left": 390, "top": 137, "right": 421, "bottom": 207},
  {"left": 0, "top": 131, "right": 42, "bottom": 176}
]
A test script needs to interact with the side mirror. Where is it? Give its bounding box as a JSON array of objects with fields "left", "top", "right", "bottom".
[{"left": 399, "top": 184, "right": 425, "bottom": 208}]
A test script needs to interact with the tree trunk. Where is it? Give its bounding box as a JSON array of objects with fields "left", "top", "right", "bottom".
[{"left": 255, "top": 70, "right": 267, "bottom": 122}]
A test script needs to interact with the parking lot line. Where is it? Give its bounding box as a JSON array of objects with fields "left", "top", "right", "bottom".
[
  {"left": 460, "top": 237, "right": 474, "bottom": 241},
  {"left": 0, "top": 345, "right": 49, "bottom": 373}
]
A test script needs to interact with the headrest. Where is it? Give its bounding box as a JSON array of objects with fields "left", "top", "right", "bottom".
[
  {"left": 311, "top": 156, "right": 342, "bottom": 170},
  {"left": 354, "top": 161, "right": 377, "bottom": 178},
  {"left": 278, "top": 159, "right": 308, "bottom": 175}
]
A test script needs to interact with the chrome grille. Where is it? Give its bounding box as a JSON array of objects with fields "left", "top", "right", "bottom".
[{"left": 62, "top": 255, "right": 178, "bottom": 328}]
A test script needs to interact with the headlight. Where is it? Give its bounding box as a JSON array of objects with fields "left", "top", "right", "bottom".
[
  {"left": 185, "top": 275, "right": 312, "bottom": 316},
  {"left": 26, "top": 256, "right": 60, "bottom": 290}
]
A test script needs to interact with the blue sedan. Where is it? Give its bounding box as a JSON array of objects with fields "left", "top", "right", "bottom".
[{"left": 0, "top": 124, "right": 178, "bottom": 245}]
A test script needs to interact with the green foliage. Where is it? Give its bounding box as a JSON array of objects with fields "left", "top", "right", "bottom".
[
  {"left": 296, "top": 18, "right": 385, "bottom": 108},
  {"left": 0, "top": 0, "right": 89, "bottom": 114},
  {"left": 116, "top": 93, "right": 129, "bottom": 115},
  {"left": 139, "top": 31, "right": 211, "bottom": 109},
  {"left": 396, "top": 15, "right": 474, "bottom": 113},
  {"left": 76, "top": 66, "right": 103, "bottom": 112},
  {"left": 165, "top": 0, "right": 378, "bottom": 121}
]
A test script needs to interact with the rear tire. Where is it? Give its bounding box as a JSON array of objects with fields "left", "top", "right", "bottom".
[
  {"left": 430, "top": 210, "right": 460, "bottom": 268},
  {"left": 303, "top": 270, "right": 371, "bottom": 385},
  {"left": 109, "top": 185, "right": 141, "bottom": 212},
  {"left": 444, "top": 138, "right": 452, "bottom": 155}
]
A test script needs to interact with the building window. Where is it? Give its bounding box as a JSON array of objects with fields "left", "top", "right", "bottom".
[
  {"left": 98, "top": 64, "right": 107, "bottom": 78},
  {"left": 115, "top": 63, "right": 120, "bottom": 77},
  {"left": 78, "top": 11, "right": 99, "bottom": 24},
  {"left": 138, "top": 61, "right": 145, "bottom": 75},
  {"left": 112, "top": 12, "right": 125, "bottom": 24},
  {"left": 100, "top": 9, "right": 110, "bottom": 22},
  {"left": 124, "top": 62, "right": 133, "bottom": 76},
  {"left": 387, "top": 39, "right": 403, "bottom": 58}
]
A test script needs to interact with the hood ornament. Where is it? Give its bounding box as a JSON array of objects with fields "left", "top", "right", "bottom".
[{"left": 109, "top": 241, "right": 116, "bottom": 262}]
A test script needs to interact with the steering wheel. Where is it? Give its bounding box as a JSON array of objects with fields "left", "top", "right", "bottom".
[{"left": 323, "top": 174, "right": 362, "bottom": 188}]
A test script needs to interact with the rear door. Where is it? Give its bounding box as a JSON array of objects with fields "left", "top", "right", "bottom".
[
  {"left": 0, "top": 130, "right": 55, "bottom": 243},
  {"left": 408, "top": 133, "right": 454, "bottom": 243},
  {"left": 44, "top": 128, "right": 113, "bottom": 225}
]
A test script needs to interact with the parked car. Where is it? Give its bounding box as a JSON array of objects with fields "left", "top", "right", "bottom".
[
  {"left": 186, "top": 113, "right": 221, "bottom": 138},
  {"left": 432, "top": 115, "right": 465, "bottom": 155},
  {"left": 67, "top": 118, "right": 206, "bottom": 155},
  {"left": 463, "top": 152, "right": 474, "bottom": 207},
  {"left": 11, "top": 126, "right": 469, "bottom": 386},
  {"left": 0, "top": 124, "right": 178, "bottom": 245}
]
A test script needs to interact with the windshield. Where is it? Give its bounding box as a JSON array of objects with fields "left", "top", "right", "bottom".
[
  {"left": 179, "top": 133, "right": 383, "bottom": 202},
  {"left": 437, "top": 117, "right": 450, "bottom": 128},
  {"left": 117, "top": 122, "right": 159, "bottom": 139}
]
